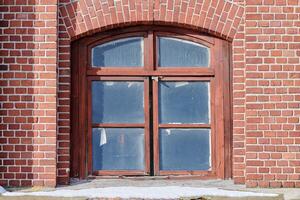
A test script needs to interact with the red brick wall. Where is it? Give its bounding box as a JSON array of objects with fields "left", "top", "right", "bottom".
[
  {"left": 57, "top": 1, "right": 71, "bottom": 185},
  {"left": 244, "top": 0, "right": 300, "bottom": 188},
  {"left": 1, "top": 0, "right": 300, "bottom": 188},
  {"left": 0, "top": 0, "right": 58, "bottom": 187},
  {"left": 232, "top": 0, "right": 246, "bottom": 186}
]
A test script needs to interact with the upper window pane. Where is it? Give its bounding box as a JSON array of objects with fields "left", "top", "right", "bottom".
[
  {"left": 159, "top": 81, "right": 210, "bottom": 124},
  {"left": 92, "top": 37, "right": 143, "bottom": 67},
  {"left": 157, "top": 37, "right": 210, "bottom": 67},
  {"left": 92, "top": 81, "right": 144, "bottom": 123}
]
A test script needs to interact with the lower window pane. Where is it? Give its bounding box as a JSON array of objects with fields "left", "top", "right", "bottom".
[
  {"left": 92, "top": 128, "right": 145, "bottom": 171},
  {"left": 159, "top": 128, "right": 211, "bottom": 170}
]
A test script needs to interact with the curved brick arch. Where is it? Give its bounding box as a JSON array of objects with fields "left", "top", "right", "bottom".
[{"left": 59, "top": 0, "right": 244, "bottom": 41}]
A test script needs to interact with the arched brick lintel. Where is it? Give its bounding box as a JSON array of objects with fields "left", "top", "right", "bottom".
[{"left": 59, "top": 0, "right": 244, "bottom": 41}]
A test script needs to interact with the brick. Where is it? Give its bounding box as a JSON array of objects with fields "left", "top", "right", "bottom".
[{"left": 1, "top": 0, "right": 57, "bottom": 187}]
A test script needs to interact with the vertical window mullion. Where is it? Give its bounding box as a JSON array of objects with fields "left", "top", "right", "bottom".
[
  {"left": 144, "top": 78, "right": 151, "bottom": 174},
  {"left": 144, "top": 31, "right": 154, "bottom": 71},
  {"left": 152, "top": 77, "right": 160, "bottom": 175}
]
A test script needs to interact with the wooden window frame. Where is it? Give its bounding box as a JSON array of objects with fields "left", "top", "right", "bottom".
[
  {"left": 87, "top": 76, "right": 151, "bottom": 176},
  {"left": 71, "top": 26, "right": 232, "bottom": 180},
  {"left": 152, "top": 76, "right": 215, "bottom": 176}
]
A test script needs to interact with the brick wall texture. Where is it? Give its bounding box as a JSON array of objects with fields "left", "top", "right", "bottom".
[{"left": 0, "top": 0, "right": 300, "bottom": 188}]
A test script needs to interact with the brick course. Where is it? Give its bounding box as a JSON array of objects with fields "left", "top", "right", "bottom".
[
  {"left": 0, "top": 0, "right": 58, "bottom": 187},
  {"left": 1, "top": 0, "right": 300, "bottom": 188},
  {"left": 244, "top": 0, "right": 300, "bottom": 188}
]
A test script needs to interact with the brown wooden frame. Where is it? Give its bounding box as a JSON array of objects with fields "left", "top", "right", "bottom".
[
  {"left": 87, "top": 76, "right": 151, "bottom": 176},
  {"left": 152, "top": 77, "right": 216, "bottom": 177},
  {"left": 71, "top": 26, "right": 232, "bottom": 180}
]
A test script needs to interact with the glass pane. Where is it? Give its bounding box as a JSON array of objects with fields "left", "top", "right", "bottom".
[
  {"left": 159, "top": 81, "right": 210, "bottom": 124},
  {"left": 92, "top": 128, "right": 145, "bottom": 170},
  {"left": 92, "top": 81, "right": 144, "bottom": 123},
  {"left": 92, "top": 37, "right": 143, "bottom": 67},
  {"left": 159, "top": 128, "right": 211, "bottom": 170},
  {"left": 158, "top": 37, "right": 209, "bottom": 67}
]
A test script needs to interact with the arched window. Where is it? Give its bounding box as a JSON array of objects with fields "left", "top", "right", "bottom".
[{"left": 71, "top": 26, "right": 231, "bottom": 179}]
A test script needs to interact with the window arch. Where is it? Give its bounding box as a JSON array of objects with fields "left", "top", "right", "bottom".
[{"left": 71, "top": 26, "right": 231, "bottom": 179}]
